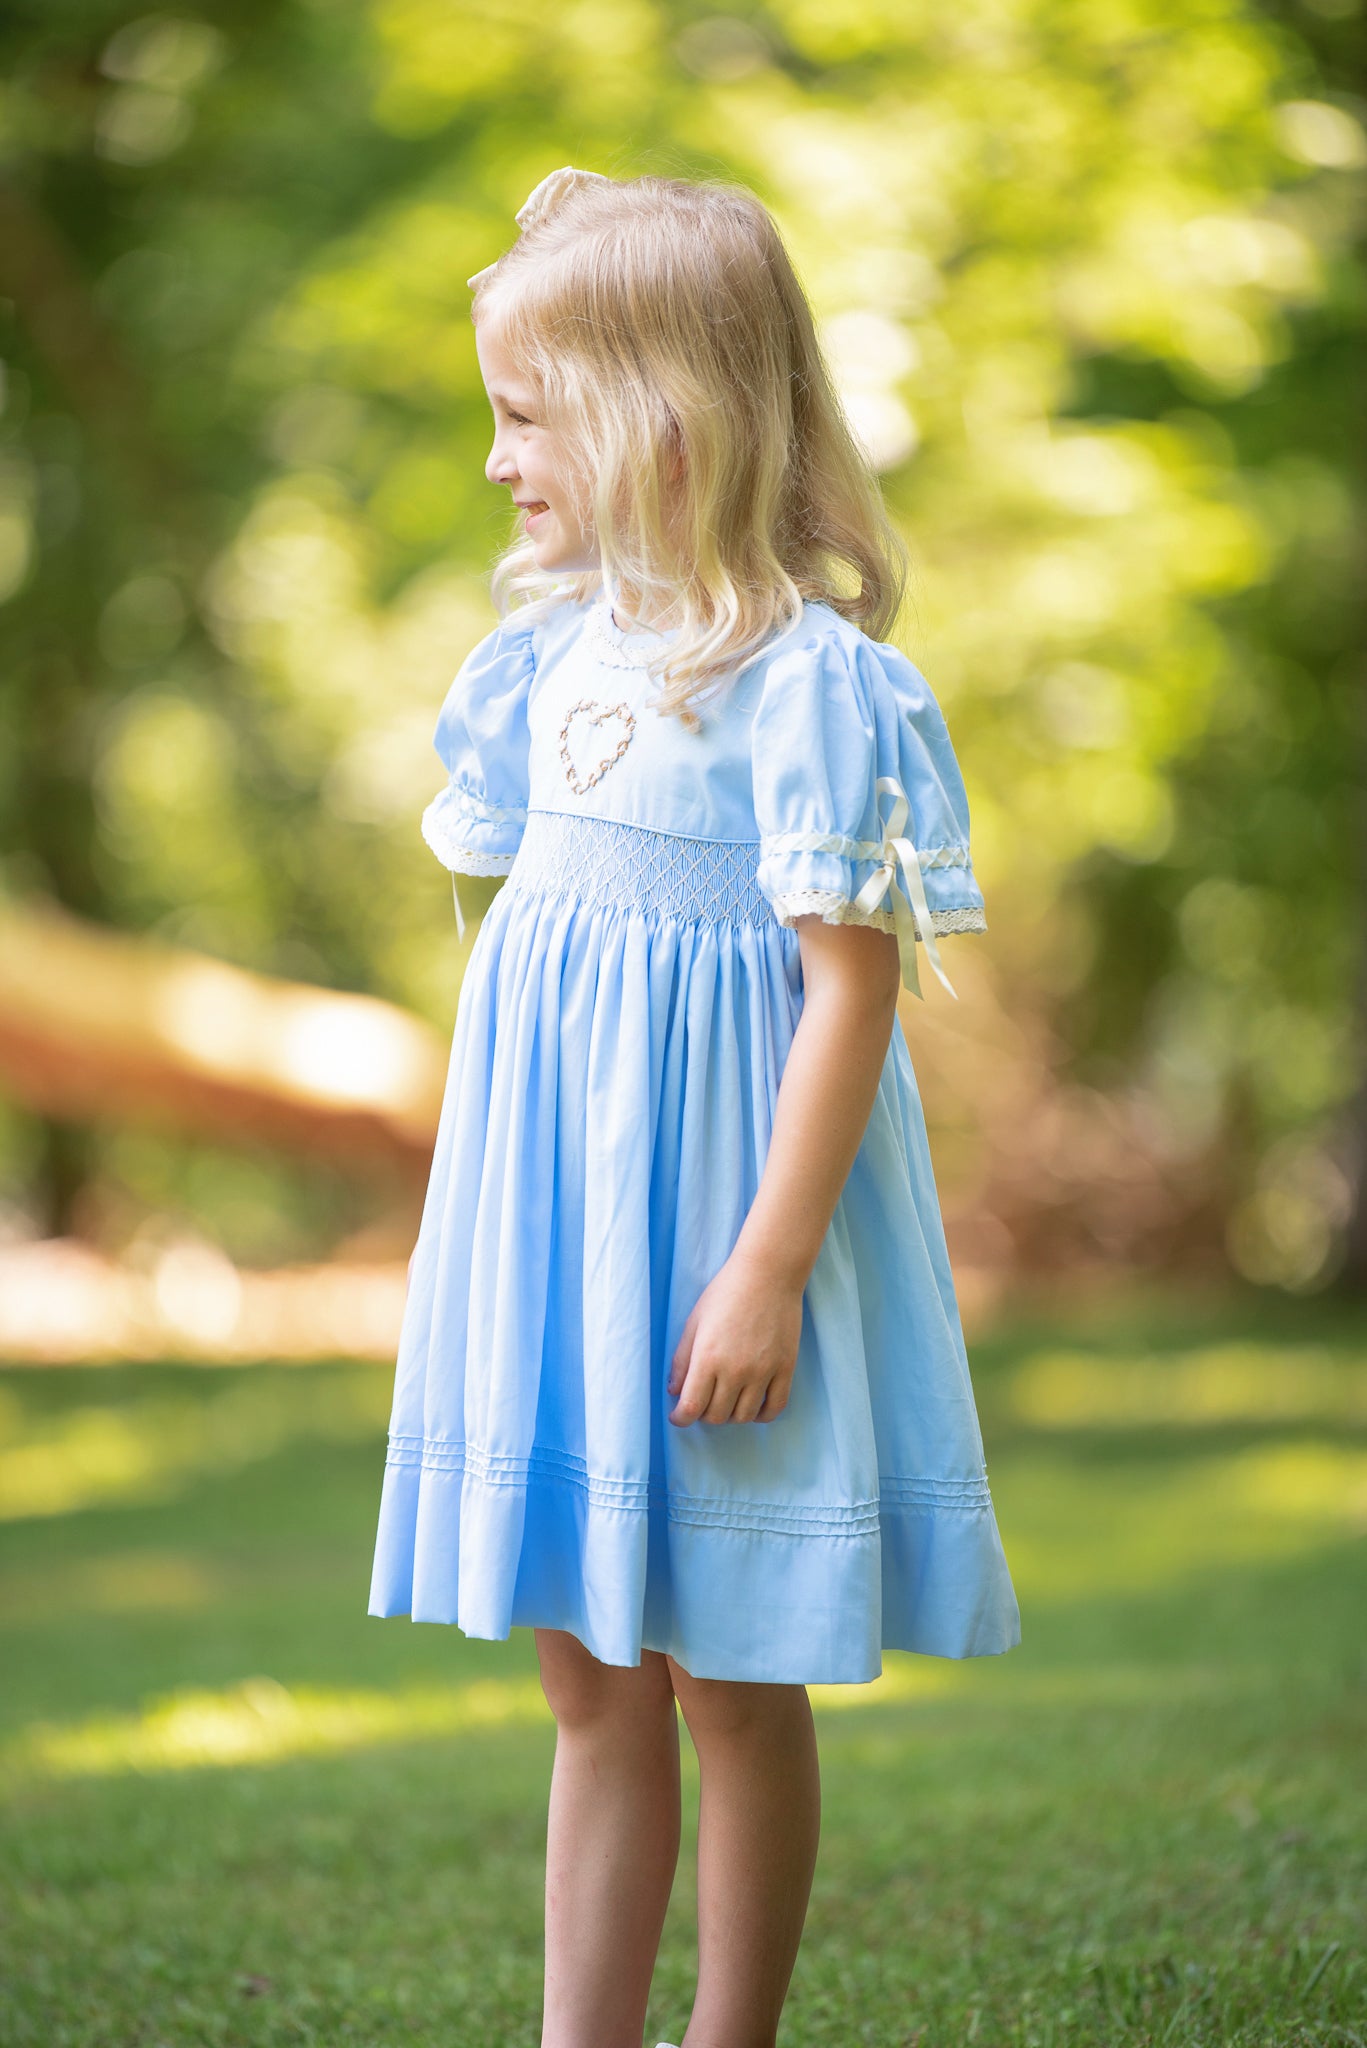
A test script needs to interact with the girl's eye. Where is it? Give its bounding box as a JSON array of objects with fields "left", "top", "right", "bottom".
[{"left": 509, "top": 411, "right": 533, "bottom": 427}]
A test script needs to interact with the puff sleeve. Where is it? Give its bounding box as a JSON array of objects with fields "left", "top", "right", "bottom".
[
  {"left": 752, "top": 619, "right": 987, "bottom": 1000},
  {"left": 419, "top": 613, "right": 536, "bottom": 934}
]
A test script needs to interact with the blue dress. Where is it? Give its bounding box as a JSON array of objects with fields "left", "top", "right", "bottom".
[{"left": 367, "top": 590, "right": 1020, "bottom": 1684}]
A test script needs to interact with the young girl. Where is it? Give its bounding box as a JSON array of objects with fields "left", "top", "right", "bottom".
[{"left": 368, "top": 165, "right": 1020, "bottom": 2048}]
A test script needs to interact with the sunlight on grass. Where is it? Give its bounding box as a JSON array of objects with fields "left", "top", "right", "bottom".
[
  {"left": 0, "top": 1657, "right": 965, "bottom": 1786},
  {"left": 1002, "top": 1340, "right": 1366, "bottom": 1429},
  {"left": 0, "top": 1369, "right": 389, "bottom": 1520},
  {"left": 1001, "top": 1440, "right": 1367, "bottom": 1599},
  {"left": 0, "top": 1650, "right": 1263, "bottom": 1791},
  {"left": 2, "top": 1674, "right": 552, "bottom": 1783},
  {"left": 808, "top": 1657, "right": 961, "bottom": 1713}
]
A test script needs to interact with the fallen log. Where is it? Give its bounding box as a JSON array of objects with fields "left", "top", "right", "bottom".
[{"left": 0, "top": 895, "right": 447, "bottom": 1175}]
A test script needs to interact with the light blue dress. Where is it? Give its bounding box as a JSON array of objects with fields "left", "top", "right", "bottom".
[{"left": 367, "top": 590, "right": 1020, "bottom": 1684}]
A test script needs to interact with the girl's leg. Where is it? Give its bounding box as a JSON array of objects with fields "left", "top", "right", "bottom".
[
  {"left": 535, "top": 1627, "right": 682, "bottom": 2048},
  {"left": 666, "top": 1660, "right": 821, "bottom": 2048}
]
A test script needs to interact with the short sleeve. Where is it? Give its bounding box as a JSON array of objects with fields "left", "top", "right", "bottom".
[
  {"left": 419, "top": 612, "right": 537, "bottom": 875},
  {"left": 752, "top": 616, "right": 986, "bottom": 997}
]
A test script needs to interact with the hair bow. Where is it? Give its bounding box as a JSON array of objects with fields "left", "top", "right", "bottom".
[{"left": 466, "top": 164, "right": 614, "bottom": 290}]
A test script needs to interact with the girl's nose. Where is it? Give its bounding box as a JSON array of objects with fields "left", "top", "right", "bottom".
[{"left": 486, "top": 440, "right": 517, "bottom": 487}]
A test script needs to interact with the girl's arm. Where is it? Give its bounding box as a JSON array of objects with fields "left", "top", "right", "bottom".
[{"left": 667, "top": 919, "right": 903, "bottom": 1427}]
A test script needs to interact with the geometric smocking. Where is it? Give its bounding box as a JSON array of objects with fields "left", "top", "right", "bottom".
[{"left": 506, "top": 808, "right": 774, "bottom": 927}]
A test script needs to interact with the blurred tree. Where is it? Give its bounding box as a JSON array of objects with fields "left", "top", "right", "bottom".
[{"left": 0, "top": 0, "right": 1361, "bottom": 1287}]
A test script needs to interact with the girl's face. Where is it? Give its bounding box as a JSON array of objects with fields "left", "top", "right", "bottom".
[{"left": 475, "top": 316, "right": 597, "bottom": 575}]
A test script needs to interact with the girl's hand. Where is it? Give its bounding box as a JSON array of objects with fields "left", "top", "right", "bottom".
[{"left": 667, "top": 1247, "right": 804, "bottom": 1426}]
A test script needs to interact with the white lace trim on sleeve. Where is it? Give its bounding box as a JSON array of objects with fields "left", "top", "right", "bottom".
[
  {"left": 769, "top": 890, "right": 986, "bottom": 938},
  {"left": 420, "top": 795, "right": 520, "bottom": 875}
]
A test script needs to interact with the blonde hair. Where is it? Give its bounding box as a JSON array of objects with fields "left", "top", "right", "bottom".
[{"left": 473, "top": 171, "right": 909, "bottom": 719}]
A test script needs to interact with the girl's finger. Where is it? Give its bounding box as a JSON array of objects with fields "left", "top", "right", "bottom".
[
  {"left": 729, "top": 1383, "right": 767, "bottom": 1425},
  {"left": 703, "top": 1381, "right": 739, "bottom": 1425},
  {"left": 669, "top": 1366, "right": 714, "bottom": 1426},
  {"left": 754, "top": 1379, "right": 783, "bottom": 1422},
  {"left": 668, "top": 1307, "right": 699, "bottom": 1395}
]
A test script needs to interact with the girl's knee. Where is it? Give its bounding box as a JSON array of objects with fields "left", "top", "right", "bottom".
[
  {"left": 535, "top": 1628, "right": 673, "bottom": 1731},
  {"left": 666, "top": 1657, "right": 806, "bottom": 1739}
]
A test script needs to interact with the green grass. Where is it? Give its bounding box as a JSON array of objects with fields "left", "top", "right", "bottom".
[{"left": 1, "top": 1283, "right": 1363, "bottom": 2046}]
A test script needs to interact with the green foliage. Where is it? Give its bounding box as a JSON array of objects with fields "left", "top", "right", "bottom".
[{"left": 0, "top": 1, "right": 1362, "bottom": 1269}]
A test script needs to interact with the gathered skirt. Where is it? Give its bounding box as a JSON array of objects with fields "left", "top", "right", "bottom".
[{"left": 367, "top": 809, "right": 1020, "bottom": 1683}]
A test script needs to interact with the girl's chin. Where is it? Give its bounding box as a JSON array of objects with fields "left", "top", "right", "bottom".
[{"left": 530, "top": 538, "right": 596, "bottom": 573}]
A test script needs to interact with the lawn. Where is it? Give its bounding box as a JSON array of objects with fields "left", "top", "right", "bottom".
[{"left": 1, "top": 1283, "right": 1363, "bottom": 2047}]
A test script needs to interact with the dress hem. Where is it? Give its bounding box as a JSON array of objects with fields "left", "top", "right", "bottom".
[
  {"left": 367, "top": 1441, "right": 1022, "bottom": 1682},
  {"left": 362, "top": 1609, "right": 1024, "bottom": 1686}
]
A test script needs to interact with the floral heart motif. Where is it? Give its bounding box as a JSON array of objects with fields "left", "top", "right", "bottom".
[{"left": 559, "top": 698, "right": 637, "bottom": 794}]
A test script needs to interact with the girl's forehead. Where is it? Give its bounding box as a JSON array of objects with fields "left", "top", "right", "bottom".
[{"left": 474, "top": 316, "right": 536, "bottom": 394}]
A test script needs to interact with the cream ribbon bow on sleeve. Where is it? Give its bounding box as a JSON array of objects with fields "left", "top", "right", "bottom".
[
  {"left": 467, "top": 165, "right": 614, "bottom": 289},
  {"left": 850, "top": 774, "right": 960, "bottom": 1003}
]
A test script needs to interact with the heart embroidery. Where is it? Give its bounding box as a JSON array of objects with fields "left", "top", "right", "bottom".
[{"left": 559, "top": 698, "right": 636, "bottom": 794}]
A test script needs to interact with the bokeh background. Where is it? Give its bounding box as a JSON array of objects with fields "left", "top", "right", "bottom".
[{"left": 1, "top": 4, "right": 1364, "bottom": 2045}]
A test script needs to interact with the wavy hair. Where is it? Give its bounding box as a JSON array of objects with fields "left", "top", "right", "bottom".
[{"left": 472, "top": 171, "right": 909, "bottom": 719}]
